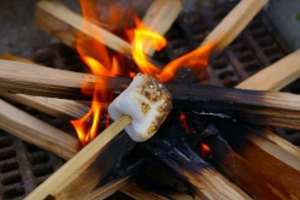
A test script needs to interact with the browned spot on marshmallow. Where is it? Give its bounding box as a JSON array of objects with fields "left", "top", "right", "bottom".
[
  {"left": 138, "top": 75, "right": 172, "bottom": 103},
  {"left": 140, "top": 101, "right": 151, "bottom": 115}
]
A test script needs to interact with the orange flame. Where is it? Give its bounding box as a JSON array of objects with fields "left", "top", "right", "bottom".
[
  {"left": 131, "top": 18, "right": 166, "bottom": 76},
  {"left": 157, "top": 43, "right": 215, "bottom": 82},
  {"left": 71, "top": 0, "right": 123, "bottom": 146},
  {"left": 71, "top": 1, "right": 216, "bottom": 146},
  {"left": 200, "top": 142, "right": 211, "bottom": 158},
  {"left": 130, "top": 17, "right": 215, "bottom": 82}
]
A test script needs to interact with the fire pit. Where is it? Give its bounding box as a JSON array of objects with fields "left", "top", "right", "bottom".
[{"left": 0, "top": 0, "right": 299, "bottom": 199}]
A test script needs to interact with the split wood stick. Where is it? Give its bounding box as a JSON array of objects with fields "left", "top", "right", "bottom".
[
  {"left": 202, "top": 129, "right": 298, "bottom": 199},
  {"left": 140, "top": 139, "right": 250, "bottom": 199},
  {"left": 0, "top": 52, "right": 34, "bottom": 64},
  {"left": 25, "top": 115, "right": 131, "bottom": 200},
  {"left": 201, "top": 0, "right": 268, "bottom": 53},
  {"left": 0, "top": 53, "right": 90, "bottom": 119},
  {"left": 236, "top": 49, "right": 300, "bottom": 91},
  {"left": 36, "top": 0, "right": 132, "bottom": 54},
  {"left": 216, "top": 122, "right": 300, "bottom": 199},
  {"left": 85, "top": 175, "right": 135, "bottom": 200},
  {"left": 0, "top": 99, "right": 79, "bottom": 160},
  {"left": 121, "top": 182, "right": 192, "bottom": 200},
  {"left": 2, "top": 60, "right": 300, "bottom": 130},
  {"left": 1, "top": 93, "right": 89, "bottom": 119},
  {"left": 235, "top": 50, "right": 300, "bottom": 170},
  {"left": 36, "top": 0, "right": 180, "bottom": 56},
  {"left": 142, "top": 0, "right": 182, "bottom": 56}
]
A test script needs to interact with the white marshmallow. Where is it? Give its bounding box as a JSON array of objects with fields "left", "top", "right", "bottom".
[{"left": 108, "top": 73, "right": 172, "bottom": 142}]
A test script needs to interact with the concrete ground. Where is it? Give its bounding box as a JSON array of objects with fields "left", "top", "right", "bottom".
[
  {"left": 0, "top": 0, "right": 80, "bottom": 57},
  {"left": 265, "top": 0, "right": 300, "bottom": 51}
]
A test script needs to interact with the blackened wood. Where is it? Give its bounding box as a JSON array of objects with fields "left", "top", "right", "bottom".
[
  {"left": 1, "top": 60, "right": 300, "bottom": 130},
  {"left": 138, "top": 125, "right": 250, "bottom": 200},
  {"left": 201, "top": 125, "right": 296, "bottom": 200},
  {"left": 213, "top": 120, "right": 300, "bottom": 199},
  {"left": 45, "top": 131, "right": 135, "bottom": 200},
  {"left": 85, "top": 157, "right": 146, "bottom": 200}
]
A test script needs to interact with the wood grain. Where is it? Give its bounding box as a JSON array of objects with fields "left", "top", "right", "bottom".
[{"left": 25, "top": 115, "right": 131, "bottom": 200}]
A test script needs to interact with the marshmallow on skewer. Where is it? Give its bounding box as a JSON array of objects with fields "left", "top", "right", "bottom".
[{"left": 108, "top": 73, "right": 172, "bottom": 142}]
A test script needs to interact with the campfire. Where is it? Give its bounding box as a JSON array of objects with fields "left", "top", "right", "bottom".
[{"left": 0, "top": 0, "right": 300, "bottom": 199}]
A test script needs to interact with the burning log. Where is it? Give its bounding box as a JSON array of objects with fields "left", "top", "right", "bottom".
[
  {"left": 235, "top": 50, "right": 300, "bottom": 169},
  {"left": 1, "top": 59, "right": 300, "bottom": 131},
  {"left": 201, "top": 125, "right": 299, "bottom": 199},
  {"left": 212, "top": 121, "right": 300, "bottom": 199},
  {"left": 0, "top": 99, "right": 79, "bottom": 160},
  {"left": 25, "top": 74, "right": 173, "bottom": 200},
  {"left": 195, "top": 48, "right": 300, "bottom": 199},
  {"left": 24, "top": 116, "right": 131, "bottom": 200},
  {"left": 139, "top": 124, "right": 250, "bottom": 200}
]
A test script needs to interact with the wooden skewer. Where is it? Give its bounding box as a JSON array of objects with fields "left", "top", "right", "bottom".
[
  {"left": 201, "top": 0, "right": 268, "bottom": 53},
  {"left": 142, "top": 0, "right": 182, "bottom": 56},
  {"left": 25, "top": 115, "right": 131, "bottom": 200},
  {"left": 0, "top": 99, "right": 79, "bottom": 160}
]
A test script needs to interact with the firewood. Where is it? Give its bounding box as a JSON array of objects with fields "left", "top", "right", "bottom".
[
  {"left": 0, "top": 99, "right": 79, "bottom": 160},
  {"left": 214, "top": 121, "right": 300, "bottom": 199},
  {"left": 36, "top": 0, "right": 181, "bottom": 56},
  {"left": 1, "top": 93, "right": 89, "bottom": 119},
  {"left": 201, "top": 126, "right": 298, "bottom": 199},
  {"left": 26, "top": 73, "right": 173, "bottom": 200},
  {"left": 235, "top": 50, "right": 300, "bottom": 170},
  {"left": 85, "top": 175, "right": 133, "bottom": 200},
  {"left": 121, "top": 182, "right": 192, "bottom": 200},
  {"left": 142, "top": 0, "right": 182, "bottom": 56},
  {"left": 0, "top": 53, "right": 90, "bottom": 119},
  {"left": 0, "top": 52, "right": 35, "bottom": 64},
  {"left": 140, "top": 131, "right": 250, "bottom": 200},
  {"left": 201, "top": 0, "right": 268, "bottom": 53},
  {"left": 25, "top": 115, "right": 132, "bottom": 200},
  {"left": 36, "top": 0, "right": 132, "bottom": 54},
  {"left": 193, "top": 50, "right": 300, "bottom": 199},
  {"left": 2, "top": 59, "right": 300, "bottom": 130},
  {"left": 236, "top": 49, "right": 300, "bottom": 91}
]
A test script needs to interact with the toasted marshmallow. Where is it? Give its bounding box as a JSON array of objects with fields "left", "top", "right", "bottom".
[{"left": 108, "top": 73, "right": 172, "bottom": 142}]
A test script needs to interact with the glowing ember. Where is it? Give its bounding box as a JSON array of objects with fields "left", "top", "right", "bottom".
[
  {"left": 180, "top": 113, "right": 189, "bottom": 133},
  {"left": 201, "top": 142, "right": 211, "bottom": 158},
  {"left": 71, "top": 0, "right": 215, "bottom": 146}
]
